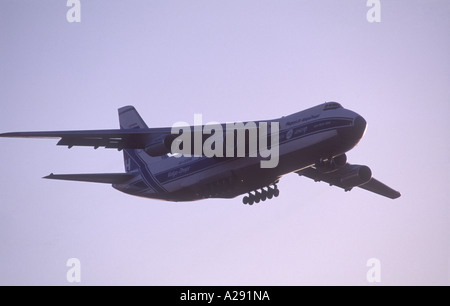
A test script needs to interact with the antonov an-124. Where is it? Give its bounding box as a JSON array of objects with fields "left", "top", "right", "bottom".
[{"left": 0, "top": 102, "right": 400, "bottom": 204}]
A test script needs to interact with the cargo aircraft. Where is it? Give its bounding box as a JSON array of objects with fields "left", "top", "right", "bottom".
[{"left": 0, "top": 102, "right": 400, "bottom": 204}]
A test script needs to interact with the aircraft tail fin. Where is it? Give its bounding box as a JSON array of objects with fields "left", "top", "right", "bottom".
[
  {"left": 118, "top": 105, "right": 148, "bottom": 129},
  {"left": 118, "top": 106, "right": 148, "bottom": 173}
]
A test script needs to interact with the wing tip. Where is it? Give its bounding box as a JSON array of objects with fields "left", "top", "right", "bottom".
[
  {"left": 391, "top": 191, "right": 401, "bottom": 199},
  {"left": 0, "top": 132, "right": 18, "bottom": 137},
  {"left": 118, "top": 105, "right": 136, "bottom": 114},
  {"left": 43, "top": 173, "right": 54, "bottom": 179}
]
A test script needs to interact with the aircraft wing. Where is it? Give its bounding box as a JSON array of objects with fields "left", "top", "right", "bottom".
[
  {"left": 0, "top": 128, "right": 171, "bottom": 150},
  {"left": 357, "top": 178, "right": 401, "bottom": 199},
  {"left": 0, "top": 124, "right": 263, "bottom": 151},
  {"left": 296, "top": 163, "right": 401, "bottom": 199}
]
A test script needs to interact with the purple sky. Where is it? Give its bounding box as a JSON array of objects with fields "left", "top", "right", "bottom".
[{"left": 0, "top": 0, "right": 449, "bottom": 285}]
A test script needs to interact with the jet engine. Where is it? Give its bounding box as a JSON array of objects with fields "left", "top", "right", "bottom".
[
  {"left": 315, "top": 154, "right": 348, "bottom": 173},
  {"left": 144, "top": 134, "right": 177, "bottom": 157},
  {"left": 338, "top": 164, "right": 372, "bottom": 190}
]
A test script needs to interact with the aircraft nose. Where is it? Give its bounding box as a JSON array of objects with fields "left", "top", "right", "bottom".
[
  {"left": 338, "top": 115, "right": 367, "bottom": 145},
  {"left": 354, "top": 115, "right": 367, "bottom": 138}
]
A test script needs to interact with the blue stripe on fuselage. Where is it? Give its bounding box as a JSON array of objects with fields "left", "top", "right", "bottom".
[{"left": 125, "top": 149, "right": 167, "bottom": 193}]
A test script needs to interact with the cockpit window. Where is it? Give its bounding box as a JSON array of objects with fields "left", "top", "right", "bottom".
[{"left": 323, "top": 102, "right": 342, "bottom": 111}]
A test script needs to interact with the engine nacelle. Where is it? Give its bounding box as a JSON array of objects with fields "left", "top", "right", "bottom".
[
  {"left": 339, "top": 165, "right": 372, "bottom": 189},
  {"left": 144, "top": 134, "right": 177, "bottom": 157},
  {"left": 316, "top": 154, "right": 348, "bottom": 173},
  {"left": 333, "top": 154, "right": 347, "bottom": 167}
]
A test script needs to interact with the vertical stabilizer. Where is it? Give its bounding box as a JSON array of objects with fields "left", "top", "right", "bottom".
[
  {"left": 118, "top": 106, "right": 148, "bottom": 172},
  {"left": 118, "top": 106, "right": 148, "bottom": 129}
]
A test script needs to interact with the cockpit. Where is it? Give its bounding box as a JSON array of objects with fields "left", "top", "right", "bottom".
[{"left": 323, "top": 102, "right": 343, "bottom": 111}]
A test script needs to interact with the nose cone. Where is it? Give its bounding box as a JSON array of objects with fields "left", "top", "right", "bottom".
[
  {"left": 338, "top": 115, "right": 367, "bottom": 146},
  {"left": 354, "top": 115, "right": 367, "bottom": 139}
]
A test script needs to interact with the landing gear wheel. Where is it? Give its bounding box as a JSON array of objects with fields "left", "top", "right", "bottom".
[
  {"left": 243, "top": 183, "right": 280, "bottom": 205},
  {"left": 260, "top": 189, "right": 267, "bottom": 201},
  {"left": 254, "top": 191, "right": 261, "bottom": 203},
  {"left": 248, "top": 194, "right": 255, "bottom": 205},
  {"left": 273, "top": 188, "right": 280, "bottom": 197},
  {"left": 267, "top": 187, "right": 274, "bottom": 199}
]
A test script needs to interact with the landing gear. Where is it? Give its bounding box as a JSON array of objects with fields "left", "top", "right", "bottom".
[
  {"left": 242, "top": 184, "right": 279, "bottom": 205},
  {"left": 242, "top": 192, "right": 256, "bottom": 205}
]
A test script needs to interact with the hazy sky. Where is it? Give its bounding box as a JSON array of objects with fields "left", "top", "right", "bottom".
[{"left": 0, "top": 0, "right": 449, "bottom": 285}]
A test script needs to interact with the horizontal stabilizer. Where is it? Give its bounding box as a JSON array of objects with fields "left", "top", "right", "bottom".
[
  {"left": 0, "top": 129, "right": 158, "bottom": 150},
  {"left": 43, "top": 173, "right": 135, "bottom": 184}
]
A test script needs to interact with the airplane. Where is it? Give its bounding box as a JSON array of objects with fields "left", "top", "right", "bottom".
[{"left": 0, "top": 102, "right": 400, "bottom": 204}]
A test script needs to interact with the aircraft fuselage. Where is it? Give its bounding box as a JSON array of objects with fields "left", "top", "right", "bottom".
[{"left": 112, "top": 102, "right": 366, "bottom": 202}]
